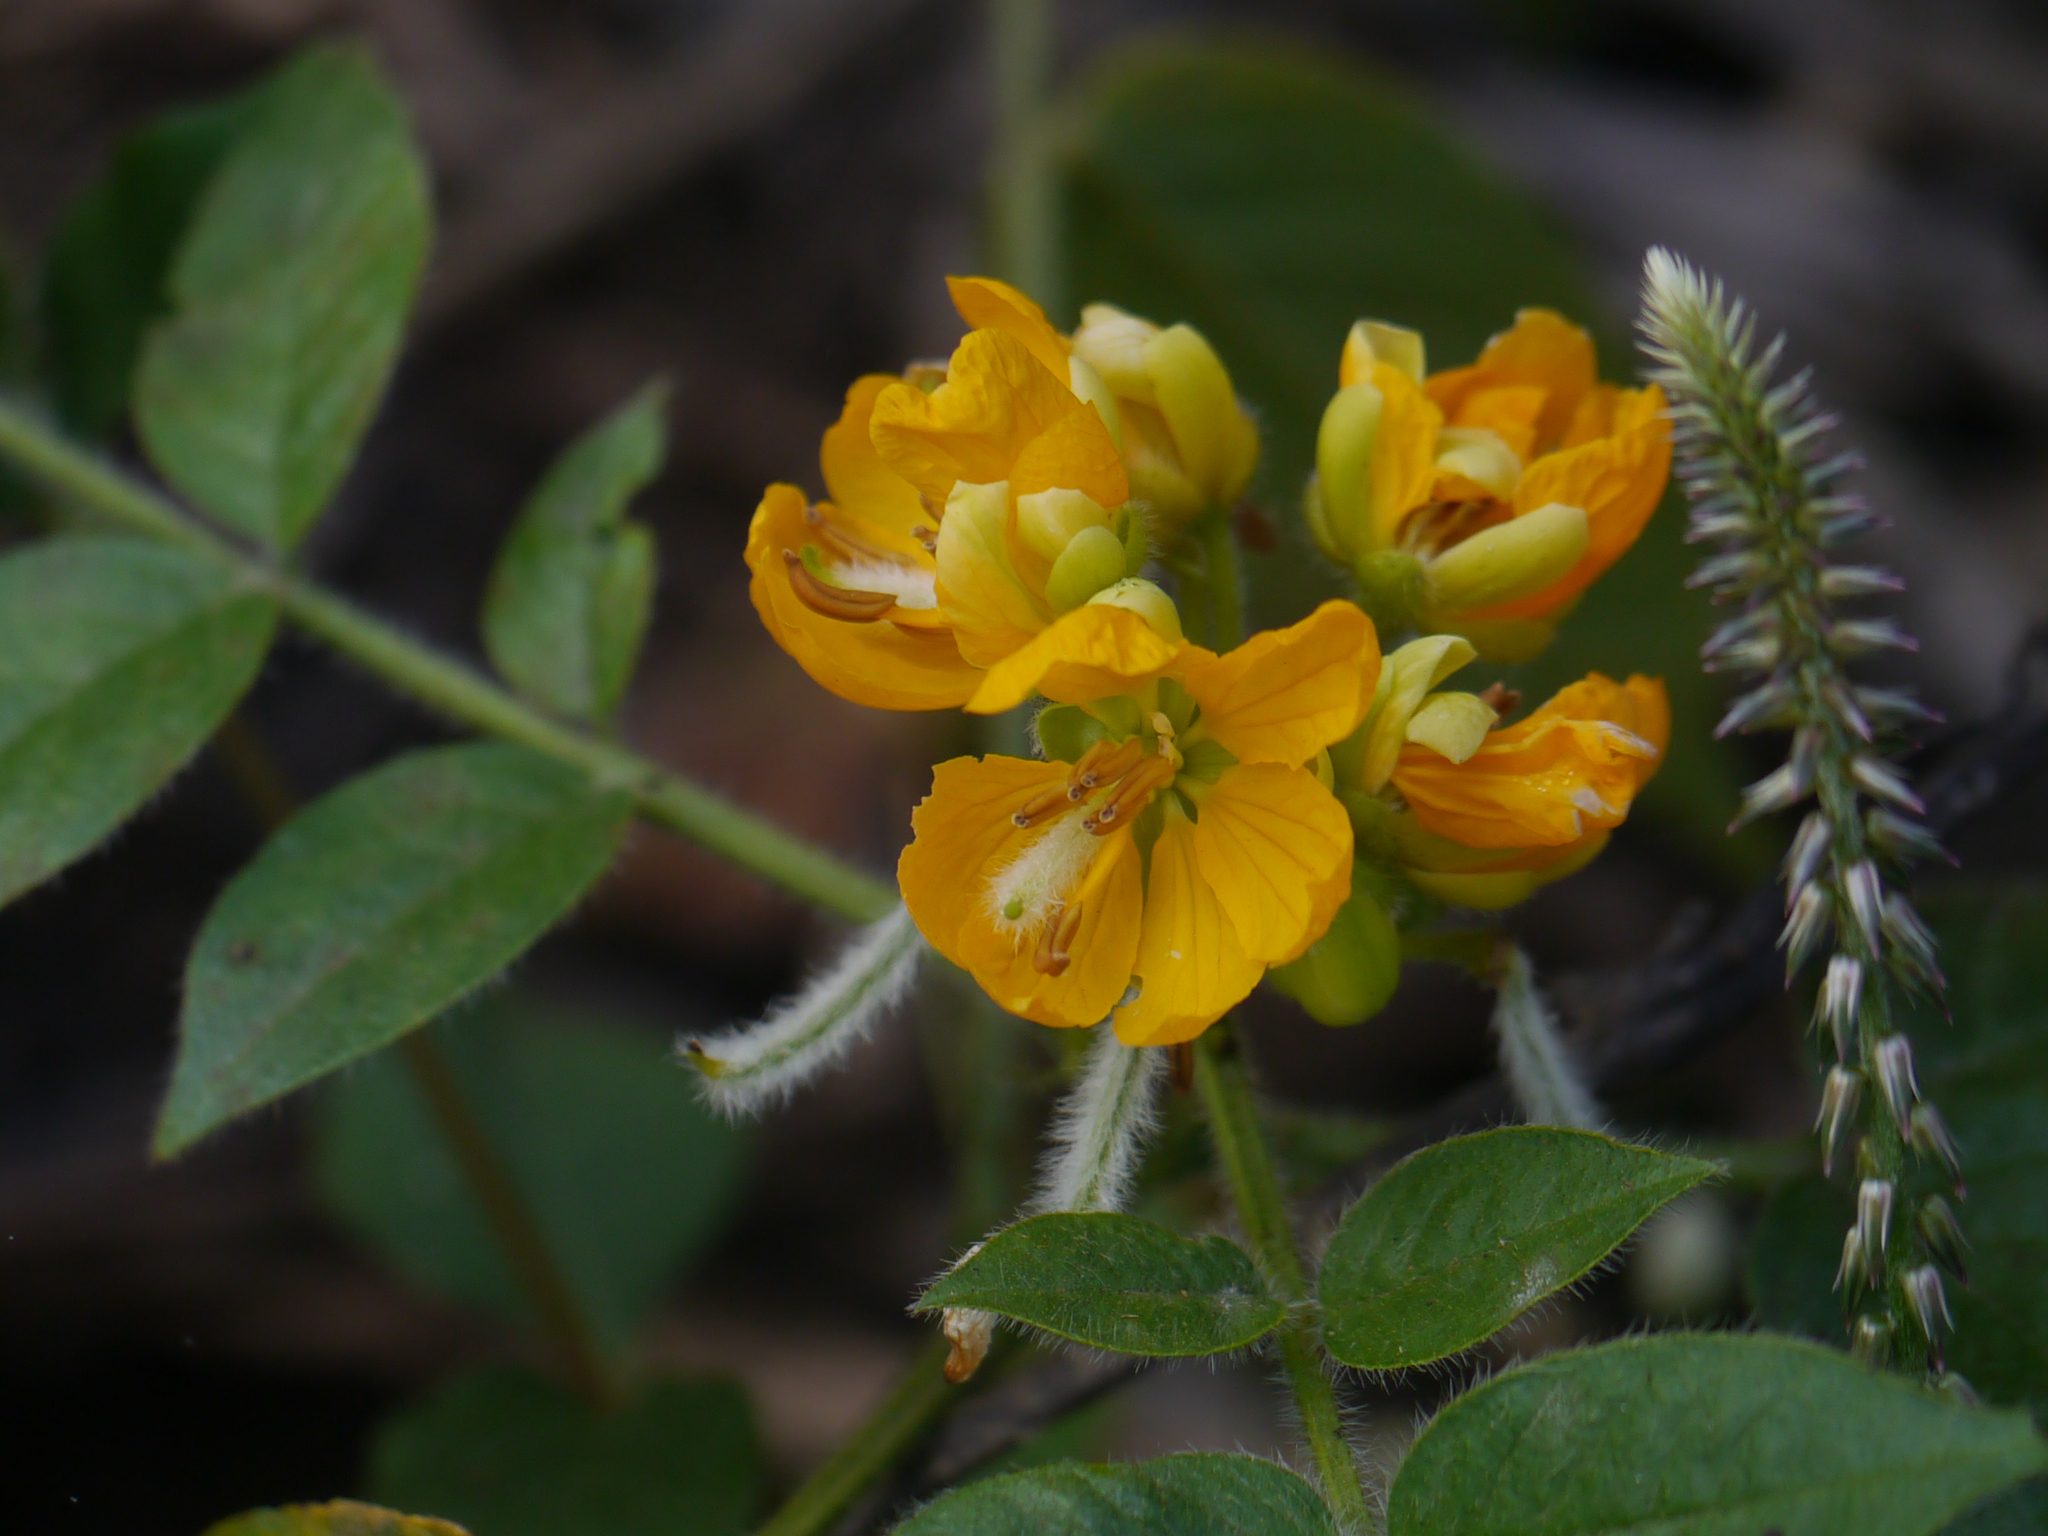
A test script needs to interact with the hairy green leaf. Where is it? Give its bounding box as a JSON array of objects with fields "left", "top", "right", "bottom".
[
  {"left": 42, "top": 92, "right": 256, "bottom": 438},
  {"left": 1057, "top": 40, "right": 1747, "bottom": 868},
  {"left": 483, "top": 382, "right": 666, "bottom": 721},
  {"left": 1388, "top": 1333, "right": 2047, "bottom": 1536},
  {"left": 916, "top": 1212, "right": 1282, "bottom": 1357},
  {"left": 1748, "top": 882, "right": 2048, "bottom": 1415},
  {"left": 315, "top": 997, "right": 745, "bottom": 1351},
  {"left": 368, "top": 1368, "right": 758, "bottom": 1536},
  {"left": 893, "top": 1453, "right": 1336, "bottom": 1535},
  {"left": 0, "top": 537, "right": 276, "bottom": 907},
  {"left": 135, "top": 44, "right": 431, "bottom": 548},
  {"left": 1320, "top": 1126, "right": 1716, "bottom": 1369},
  {"left": 156, "top": 742, "right": 630, "bottom": 1155},
  {"left": 205, "top": 1502, "right": 469, "bottom": 1536}
]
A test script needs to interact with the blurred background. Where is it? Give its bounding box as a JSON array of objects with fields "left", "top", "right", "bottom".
[{"left": 3, "top": 1, "right": 2047, "bottom": 1531}]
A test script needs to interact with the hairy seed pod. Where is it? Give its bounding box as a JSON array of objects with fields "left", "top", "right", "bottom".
[
  {"left": 1903, "top": 1265, "right": 1953, "bottom": 1350},
  {"left": 1851, "top": 1313, "right": 1892, "bottom": 1366},
  {"left": 1881, "top": 895, "right": 1944, "bottom": 990},
  {"left": 1855, "top": 1179, "right": 1895, "bottom": 1279},
  {"left": 1780, "top": 884, "right": 1833, "bottom": 977},
  {"left": 1818, "top": 956, "right": 1864, "bottom": 1060},
  {"left": 1783, "top": 812, "right": 1832, "bottom": 905},
  {"left": 1865, "top": 808, "right": 1947, "bottom": 865},
  {"left": 1849, "top": 756, "right": 1926, "bottom": 814},
  {"left": 1714, "top": 679, "right": 1796, "bottom": 738},
  {"left": 1916, "top": 1195, "right": 1970, "bottom": 1283},
  {"left": 1842, "top": 861, "right": 1885, "bottom": 954},
  {"left": 1835, "top": 1226, "right": 1866, "bottom": 1299},
  {"left": 1909, "top": 1103, "right": 1966, "bottom": 1197},
  {"left": 1818, "top": 565, "right": 1905, "bottom": 600},
  {"left": 1816, "top": 1066, "right": 1862, "bottom": 1177}
]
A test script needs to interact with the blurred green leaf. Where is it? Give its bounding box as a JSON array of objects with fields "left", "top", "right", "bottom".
[
  {"left": 1746, "top": 882, "right": 2048, "bottom": 1416},
  {"left": 1945, "top": 1479, "right": 2048, "bottom": 1536},
  {"left": 205, "top": 1501, "right": 469, "bottom": 1536},
  {"left": 367, "top": 1368, "right": 759, "bottom": 1536},
  {"left": 135, "top": 44, "right": 431, "bottom": 548},
  {"left": 42, "top": 91, "right": 256, "bottom": 439},
  {"left": 893, "top": 1453, "right": 1336, "bottom": 1535},
  {"left": 482, "top": 381, "right": 665, "bottom": 721},
  {"left": 916, "top": 1212, "right": 1281, "bottom": 1357},
  {"left": 315, "top": 997, "right": 745, "bottom": 1351},
  {"left": 1056, "top": 39, "right": 1748, "bottom": 870},
  {"left": 155, "top": 742, "right": 631, "bottom": 1156},
  {"left": 1388, "top": 1333, "right": 2047, "bottom": 1536},
  {"left": 0, "top": 536, "right": 276, "bottom": 908},
  {"left": 1320, "top": 1126, "right": 1716, "bottom": 1369}
]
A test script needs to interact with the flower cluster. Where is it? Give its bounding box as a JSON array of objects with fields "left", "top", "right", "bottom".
[{"left": 743, "top": 277, "right": 1673, "bottom": 1047}]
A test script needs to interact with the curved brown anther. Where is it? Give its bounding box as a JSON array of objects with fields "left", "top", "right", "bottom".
[
  {"left": 803, "top": 503, "right": 901, "bottom": 563},
  {"left": 1477, "top": 682, "right": 1522, "bottom": 720},
  {"left": 1033, "top": 901, "right": 1084, "bottom": 976},
  {"left": 1011, "top": 782, "right": 1073, "bottom": 829},
  {"left": 910, "top": 524, "right": 939, "bottom": 554},
  {"left": 783, "top": 550, "right": 896, "bottom": 621},
  {"left": 1084, "top": 755, "right": 1176, "bottom": 837},
  {"left": 1069, "top": 737, "right": 1147, "bottom": 798}
]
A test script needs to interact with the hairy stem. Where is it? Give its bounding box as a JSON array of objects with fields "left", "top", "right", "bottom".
[
  {"left": 1194, "top": 1026, "right": 1368, "bottom": 1533},
  {"left": 1197, "top": 507, "right": 1246, "bottom": 651},
  {"left": 0, "top": 396, "right": 895, "bottom": 924},
  {"left": 754, "top": 1337, "right": 958, "bottom": 1536}
]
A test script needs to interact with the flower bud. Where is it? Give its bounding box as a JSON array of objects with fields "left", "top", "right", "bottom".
[
  {"left": 1871, "top": 1034, "right": 1919, "bottom": 1137},
  {"left": 1834, "top": 1226, "right": 1866, "bottom": 1299},
  {"left": 1902, "top": 1264, "right": 1953, "bottom": 1353},
  {"left": 1086, "top": 577, "right": 1183, "bottom": 642},
  {"left": 1434, "top": 428, "right": 1521, "bottom": 500},
  {"left": 1070, "top": 304, "right": 1157, "bottom": 400},
  {"left": 1266, "top": 880, "right": 1401, "bottom": 1027},
  {"left": 1045, "top": 524, "right": 1131, "bottom": 614},
  {"left": 1850, "top": 1313, "right": 1891, "bottom": 1366},
  {"left": 1783, "top": 811, "right": 1831, "bottom": 907},
  {"left": 1779, "top": 883, "right": 1832, "bottom": 977},
  {"left": 1341, "top": 318, "right": 1425, "bottom": 384},
  {"left": 1816, "top": 1065, "right": 1862, "bottom": 1177},
  {"left": 1855, "top": 1178, "right": 1895, "bottom": 1278},
  {"left": 1881, "top": 894, "right": 1944, "bottom": 991},
  {"left": 1818, "top": 955, "right": 1864, "bottom": 1061},
  {"left": 1354, "top": 634, "right": 1479, "bottom": 791},
  {"left": 1015, "top": 487, "right": 1112, "bottom": 564},
  {"left": 1403, "top": 691, "right": 1498, "bottom": 763},
  {"left": 1424, "top": 502, "right": 1589, "bottom": 617},
  {"left": 1145, "top": 323, "right": 1258, "bottom": 511},
  {"left": 1916, "top": 1195, "right": 1970, "bottom": 1282},
  {"left": 1850, "top": 756, "right": 1924, "bottom": 814},
  {"left": 1315, "top": 380, "right": 1386, "bottom": 560},
  {"left": 941, "top": 1305, "right": 995, "bottom": 1383},
  {"left": 1842, "top": 860, "right": 1885, "bottom": 953},
  {"left": 1064, "top": 352, "right": 1125, "bottom": 451},
  {"left": 1908, "top": 1102, "right": 1965, "bottom": 1196}
]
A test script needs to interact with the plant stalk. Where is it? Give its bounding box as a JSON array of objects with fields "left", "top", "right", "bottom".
[
  {"left": 0, "top": 396, "right": 896, "bottom": 925},
  {"left": 1194, "top": 1026, "right": 1369, "bottom": 1533},
  {"left": 1196, "top": 507, "right": 1246, "bottom": 651},
  {"left": 755, "top": 1336, "right": 958, "bottom": 1536},
  {"left": 987, "top": 0, "right": 1059, "bottom": 312}
]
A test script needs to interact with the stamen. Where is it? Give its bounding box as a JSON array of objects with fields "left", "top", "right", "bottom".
[
  {"left": 918, "top": 491, "right": 945, "bottom": 522},
  {"left": 1399, "top": 497, "right": 1507, "bottom": 557},
  {"left": 1069, "top": 738, "right": 1146, "bottom": 798},
  {"left": 1012, "top": 782, "right": 1075, "bottom": 829},
  {"left": 1478, "top": 682, "right": 1522, "bottom": 719},
  {"left": 910, "top": 524, "right": 939, "bottom": 554},
  {"left": 1033, "top": 901, "right": 1085, "bottom": 976},
  {"left": 1082, "top": 756, "right": 1176, "bottom": 834},
  {"left": 803, "top": 504, "right": 902, "bottom": 563},
  {"left": 783, "top": 550, "right": 895, "bottom": 621}
]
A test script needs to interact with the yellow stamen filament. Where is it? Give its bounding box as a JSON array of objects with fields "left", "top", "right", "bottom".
[
  {"left": 1011, "top": 782, "right": 1075, "bottom": 829},
  {"left": 1399, "top": 497, "right": 1508, "bottom": 558},
  {"left": 1082, "top": 755, "right": 1176, "bottom": 835},
  {"left": 1069, "top": 738, "right": 1147, "bottom": 798},
  {"left": 803, "top": 503, "right": 904, "bottom": 564},
  {"left": 1033, "top": 901, "right": 1085, "bottom": 976},
  {"left": 917, "top": 491, "right": 945, "bottom": 522},
  {"left": 782, "top": 550, "right": 896, "bottom": 621}
]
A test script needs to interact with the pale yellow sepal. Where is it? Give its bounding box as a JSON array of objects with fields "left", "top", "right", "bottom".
[
  {"left": 1146, "top": 323, "right": 1258, "bottom": 510},
  {"left": 1357, "top": 633, "right": 1477, "bottom": 791},
  {"left": 1425, "top": 501, "right": 1588, "bottom": 617},
  {"left": 1433, "top": 427, "right": 1521, "bottom": 500},
  {"left": 1088, "top": 577, "right": 1182, "bottom": 639},
  {"left": 1405, "top": 691, "right": 1497, "bottom": 762},
  {"left": 1315, "top": 381, "right": 1383, "bottom": 556},
  {"left": 1341, "top": 319, "right": 1425, "bottom": 386}
]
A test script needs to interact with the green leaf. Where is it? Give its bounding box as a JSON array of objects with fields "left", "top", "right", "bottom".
[
  {"left": 482, "top": 382, "right": 666, "bottom": 721},
  {"left": 1387, "top": 1333, "right": 2048, "bottom": 1536},
  {"left": 367, "top": 1368, "right": 759, "bottom": 1536},
  {"left": 205, "top": 1501, "right": 469, "bottom": 1536},
  {"left": 1056, "top": 40, "right": 1749, "bottom": 870},
  {"left": 134, "top": 43, "right": 431, "bottom": 548},
  {"left": 155, "top": 742, "right": 631, "bottom": 1156},
  {"left": 1319, "top": 1126, "right": 1716, "bottom": 1369},
  {"left": 1746, "top": 882, "right": 2048, "bottom": 1415},
  {"left": 1945, "top": 1479, "right": 2048, "bottom": 1536},
  {"left": 314, "top": 996, "right": 745, "bottom": 1352},
  {"left": 893, "top": 1453, "right": 1336, "bottom": 1535},
  {"left": 42, "top": 91, "right": 257, "bottom": 439},
  {"left": 0, "top": 536, "right": 276, "bottom": 908},
  {"left": 915, "top": 1211, "right": 1283, "bottom": 1357}
]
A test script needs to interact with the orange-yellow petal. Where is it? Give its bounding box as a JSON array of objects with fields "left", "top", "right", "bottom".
[
  {"left": 1176, "top": 600, "right": 1382, "bottom": 765},
  {"left": 1113, "top": 803, "right": 1264, "bottom": 1046},
  {"left": 746, "top": 484, "right": 979, "bottom": 709},
  {"left": 1190, "top": 764, "right": 1353, "bottom": 964},
  {"left": 1426, "top": 309, "right": 1597, "bottom": 457},
  {"left": 898, "top": 755, "right": 1140, "bottom": 1028},
  {"left": 947, "top": 275, "right": 1070, "bottom": 383},
  {"left": 1390, "top": 672, "right": 1666, "bottom": 848},
  {"left": 1370, "top": 363, "right": 1444, "bottom": 547},
  {"left": 1482, "top": 384, "right": 1672, "bottom": 621},
  {"left": 821, "top": 375, "right": 930, "bottom": 547},
  {"left": 967, "top": 604, "right": 1183, "bottom": 715},
  {"left": 871, "top": 329, "right": 1128, "bottom": 509}
]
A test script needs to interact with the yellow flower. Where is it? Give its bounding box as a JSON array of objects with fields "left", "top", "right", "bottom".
[
  {"left": 1337, "top": 655, "right": 1668, "bottom": 909},
  {"left": 1306, "top": 310, "right": 1671, "bottom": 659},
  {"left": 747, "top": 277, "right": 1179, "bottom": 710},
  {"left": 898, "top": 601, "right": 1380, "bottom": 1044},
  {"left": 1070, "top": 303, "right": 1260, "bottom": 534}
]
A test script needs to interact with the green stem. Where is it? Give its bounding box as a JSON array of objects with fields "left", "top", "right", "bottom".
[
  {"left": 0, "top": 396, "right": 895, "bottom": 925},
  {"left": 1194, "top": 1026, "right": 1369, "bottom": 1533},
  {"left": 1197, "top": 508, "right": 1245, "bottom": 651},
  {"left": 400, "top": 1031, "right": 618, "bottom": 1408},
  {"left": 756, "top": 1337, "right": 958, "bottom": 1536},
  {"left": 987, "top": 0, "right": 1059, "bottom": 310}
]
